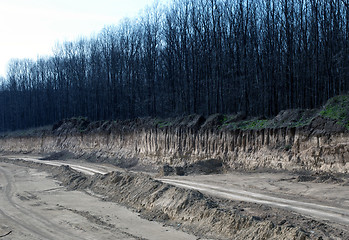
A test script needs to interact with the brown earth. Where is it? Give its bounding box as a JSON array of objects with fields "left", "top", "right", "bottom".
[{"left": 0, "top": 113, "right": 348, "bottom": 175}]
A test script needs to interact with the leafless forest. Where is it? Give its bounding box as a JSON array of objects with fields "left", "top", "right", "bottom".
[{"left": 0, "top": 0, "right": 348, "bottom": 131}]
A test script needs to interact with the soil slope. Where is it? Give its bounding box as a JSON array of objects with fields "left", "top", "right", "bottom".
[{"left": 0, "top": 95, "right": 348, "bottom": 174}]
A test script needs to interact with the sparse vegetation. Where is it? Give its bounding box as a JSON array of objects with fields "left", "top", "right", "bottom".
[
  {"left": 320, "top": 95, "right": 349, "bottom": 130},
  {"left": 222, "top": 118, "right": 269, "bottom": 130},
  {"left": 288, "top": 109, "right": 319, "bottom": 128},
  {"left": 218, "top": 95, "right": 348, "bottom": 131},
  {"left": 243, "top": 120, "right": 269, "bottom": 130},
  {"left": 157, "top": 121, "right": 172, "bottom": 128}
]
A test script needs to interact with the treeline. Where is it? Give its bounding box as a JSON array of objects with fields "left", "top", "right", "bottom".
[{"left": 1, "top": 0, "right": 349, "bottom": 132}]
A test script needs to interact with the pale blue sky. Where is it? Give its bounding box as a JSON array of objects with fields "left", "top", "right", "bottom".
[{"left": 0, "top": 0, "right": 165, "bottom": 78}]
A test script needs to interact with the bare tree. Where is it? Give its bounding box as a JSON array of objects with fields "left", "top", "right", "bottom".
[{"left": 0, "top": 0, "right": 348, "bottom": 132}]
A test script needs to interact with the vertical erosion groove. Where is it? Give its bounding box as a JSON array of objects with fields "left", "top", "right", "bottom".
[{"left": 0, "top": 126, "right": 348, "bottom": 173}]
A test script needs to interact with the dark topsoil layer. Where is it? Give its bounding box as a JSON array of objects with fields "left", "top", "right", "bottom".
[{"left": 1, "top": 95, "right": 349, "bottom": 138}]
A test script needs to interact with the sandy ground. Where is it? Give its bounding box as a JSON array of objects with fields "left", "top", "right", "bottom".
[
  {"left": 0, "top": 162, "right": 202, "bottom": 240},
  {"left": 160, "top": 174, "right": 349, "bottom": 226},
  {"left": 1, "top": 153, "right": 348, "bottom": 239}
]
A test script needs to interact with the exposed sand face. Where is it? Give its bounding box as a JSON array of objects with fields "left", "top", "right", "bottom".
[
  {"left": 1, "top": 118, "right": 348, "bottom": 175},
  {"left": 0, "top": 162, "right": 201, "bottom": 240}
]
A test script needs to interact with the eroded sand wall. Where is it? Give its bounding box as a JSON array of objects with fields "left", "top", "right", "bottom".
[{"left": 0, "top": 127, "right": 348, "bottom": 173}]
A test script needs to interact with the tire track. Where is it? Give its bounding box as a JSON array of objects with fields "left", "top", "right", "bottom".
[
  {"left": 160, "top": 178, "right": 349, "bottom": 226},
  {"left": 0, "top": 166, "right": 85, "bottom": 240},
  {"left": 5, "top": 156, "right": 349, "bottom": 229},
  {"left": 8, "top": 157, "right": 107, "bottom": 175},
  {"left": 0, "top": 161, "right": 195, "bottom": 240}
]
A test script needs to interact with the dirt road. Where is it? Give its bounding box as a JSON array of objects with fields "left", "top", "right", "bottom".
[
  {"left": 1, "top": 154, "right": 349, "bottom": 239},
  {"left": 6, "top": 154, "right": 349, "bottom": 225},
  {"left": 0, "top": 162, "right": 201, "bottom": 240},
  {"left": 160, "top": 178, "right": 349, "bottom": 226}
]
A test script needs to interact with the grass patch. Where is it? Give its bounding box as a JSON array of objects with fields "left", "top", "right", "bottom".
[
  {"left": 241, "top": 119, "right": 269, "bottom": 130},
  {"left": 289, "top": 110, "right": 319, "bottom": 128},
  {"left": 156, "top": 120, "right": 173, "bottom": 128},
  {"left": 320, "top": 95, "right": 349, "bottom": 130},
  {"left": 223, "top": 119, "right": 269, "bottom": 130}
]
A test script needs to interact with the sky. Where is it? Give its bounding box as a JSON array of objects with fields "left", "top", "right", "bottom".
[{"left": 0, "top": 0, "right": 162, "bottom": 78}]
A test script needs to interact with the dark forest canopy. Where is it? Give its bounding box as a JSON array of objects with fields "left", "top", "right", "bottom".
[{"left": 0, "top": 0, "right": 349, "bottom": 132}]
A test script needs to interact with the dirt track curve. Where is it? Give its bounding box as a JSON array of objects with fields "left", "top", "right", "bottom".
[
  {"left": 160, "top": 178, "right": 349, "bottom": 226},
  {"left": 0, "top": 158, "right": 202, "bottom": 240},
  {"left": 5, "top": 154, "right": 349, "bottom": 229}
]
